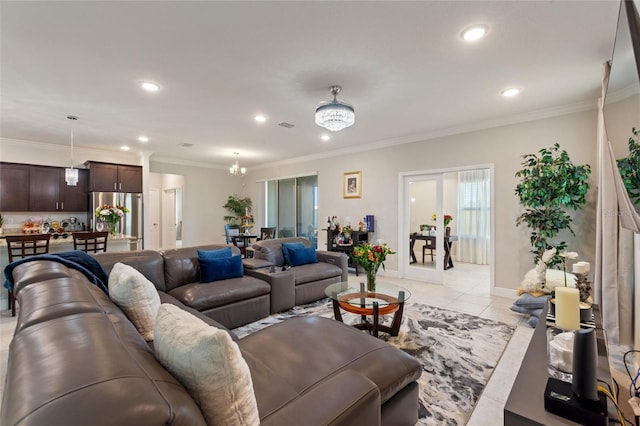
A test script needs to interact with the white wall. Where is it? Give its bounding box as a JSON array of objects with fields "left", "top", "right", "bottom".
[
  {"left": 149, "top": 162, "right": 245, "bottom": 246},
  {"left": 244, "top": 109, "right": 598, "bottom": 292}
]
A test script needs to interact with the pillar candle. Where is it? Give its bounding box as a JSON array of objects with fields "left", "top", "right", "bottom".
[
  {"left": 555, "top": 287, "right": 580, "bottom": 330},
  {"left": 572, "top": 262, "right": 588, "bottom": 274}
]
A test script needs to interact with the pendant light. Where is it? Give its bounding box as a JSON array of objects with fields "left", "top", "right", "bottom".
[
  {"left": 229, "top": 152, "right": 246, "bottom": 176},
  {"left": 65, "top": 115, "right": 79, "bottom": 186},
  {"left": 315, "top": 85, "right": 355, "bottom": 132}
]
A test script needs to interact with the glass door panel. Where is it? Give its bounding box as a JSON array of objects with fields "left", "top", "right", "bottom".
[{"left": 296, "top": 176, "right": 318, "bottom": 248}]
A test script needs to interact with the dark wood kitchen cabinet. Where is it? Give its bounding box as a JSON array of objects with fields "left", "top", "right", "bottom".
[
  {"left": 29, "top": 165, "right": 88, "bottom": 212},
  {"left": 0, "top": 163, "right": 30, "bottom": 211},
  {"left": 85, "top": 161, "right": 142, "bottom": 193},
  {"left": 0, "top": 162, "right": 87, "bottom": 212}
]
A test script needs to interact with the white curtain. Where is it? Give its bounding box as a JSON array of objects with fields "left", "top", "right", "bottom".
[
  {"left": 456, "top": 169, "right": 490, "bottom": 264},
  {"left": 594, "top": 61, "right": 639, "bottom": 346}
]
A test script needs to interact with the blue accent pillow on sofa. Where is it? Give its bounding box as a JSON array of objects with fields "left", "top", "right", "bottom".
[
  {"left": 282, "top": 242, "right": 305, "bottom": 265},
  {"left": 286, "top": 246, "right": 318, "bottom": 267},
  {"left": 199, "top": 255, "right": 243, "bottom": 283},
  {"left": 197, "top": 247, "right": 233, "bottom": 259}
]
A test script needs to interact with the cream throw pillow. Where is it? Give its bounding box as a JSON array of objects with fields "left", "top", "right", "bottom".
[
  {"left": 154, "top": 304, "right": 260, "bottom": 426},
  {"left": 108, "top": 262, "right": 161, "bottom": 341}
]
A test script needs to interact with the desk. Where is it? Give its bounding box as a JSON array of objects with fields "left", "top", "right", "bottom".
[
  {"left": 409, "top": 234, "right": 458, "bottom": 270},
  {"left": 231, "top": 234, "right": 258, "bottom": 257}
]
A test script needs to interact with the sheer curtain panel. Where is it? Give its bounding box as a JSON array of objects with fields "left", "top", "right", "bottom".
[{"left": 456, "top": 169, "right": 490, "bottom": 264}]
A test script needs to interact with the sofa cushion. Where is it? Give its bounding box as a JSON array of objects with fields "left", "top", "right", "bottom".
[
  {"left": 282, "top": 242, "right": 305, "bottom": 265},
  {"left": 252, "top": 238, "right": 310, "bottom": 267},
  {"left": 162, "top": 245, "right": 242, "bottom": 292},
  {"left": 154, "top": 304, "right": 260, "bottom": 426},
  {"left": 198, "top": 247, "right": 233, "bottom": 259},
  {"left": 286, "top": 246, "right": 318, "bottom": 267},
  {"left": 292, "top": 262, "right": 343, "bottom": 285},
  {"left": 240, "top": 316, "right": 421, "bottom": 418},
  {"left": 199, "top": 255, "right": 243, "bottom": 283},
  {"left": 93, "top": 250, "right": 166, "bottom": 292},
  {"left": 169, "top": 276, "right": 271, "bottom": 311},
  {"left": 108, "top": 262, "right": 161, "bottom": 341}
]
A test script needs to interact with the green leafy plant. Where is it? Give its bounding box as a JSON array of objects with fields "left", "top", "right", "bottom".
[
  {"left": 515, "top": 143, "right": 591, "bottom": 268},
  {"left": 223, "top": 195, "right": 252, "bottom": 225},
  {"left": 617, "top": 127, "right": 640, "bottom": 207}
]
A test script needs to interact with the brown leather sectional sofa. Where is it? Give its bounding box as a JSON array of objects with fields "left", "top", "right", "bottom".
[{"left": 1, "top": 243, "right": 422, "bottom": 425}]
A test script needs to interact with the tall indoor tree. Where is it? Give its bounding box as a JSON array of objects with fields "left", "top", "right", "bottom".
[
  {"left": 515, "top": 143, "right": 591, "bottom": 267},
  {"left": 223, "top": 195, "right": 252, "bottom": 225}
]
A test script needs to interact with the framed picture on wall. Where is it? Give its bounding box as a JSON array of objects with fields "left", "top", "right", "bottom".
[{"left": 343, "top": 171, "right": 362, "bottom": 199}]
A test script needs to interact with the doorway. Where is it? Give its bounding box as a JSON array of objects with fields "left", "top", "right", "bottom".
[
  {"left": 149, "top": 172, "right": 184, "bottom": 250},
  {"left": 399, "top": 165, "right": 494, "bottom": 293}
]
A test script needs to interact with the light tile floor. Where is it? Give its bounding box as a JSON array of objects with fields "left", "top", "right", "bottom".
[{"left": 3, "top": 262, "right": 627, "bottom": 424}]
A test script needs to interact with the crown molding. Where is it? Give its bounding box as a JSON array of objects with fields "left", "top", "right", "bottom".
[{"left": 150, "top": 155, "right": 227, "bottom": 170}]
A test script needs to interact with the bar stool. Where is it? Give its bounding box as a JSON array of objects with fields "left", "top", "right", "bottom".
[
  {"left": 5, "top": 234, "right": 51, "bottom": 316},
  {"left": 73, "top": 231, "right": 109, "bottom": 253}
]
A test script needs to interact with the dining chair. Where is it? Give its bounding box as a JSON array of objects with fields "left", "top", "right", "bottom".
[
  {"left": 5, "top": 233, "right": 52, "bottom": 316},
  {"left": 72, "top": 231, "right": 109, "bottom": 253},
  {"left": 422, "top": 238, "right": 436, "bottom": 263},
  {"left": 258, "top": 227, "right": 276, "bottom": 240}
]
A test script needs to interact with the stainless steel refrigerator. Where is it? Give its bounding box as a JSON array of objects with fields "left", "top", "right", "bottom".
[{"left": 90, "top": 192, "right": 143, "bottom": 250}]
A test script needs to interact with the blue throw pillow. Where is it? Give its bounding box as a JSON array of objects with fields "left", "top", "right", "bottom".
[
  {"left": 286, "top": 246, "right": 318, "bottom": 267},
  {"left": 197, "top": 247, "right": 233, "bottom": 259},
  {"left": 282, "top": 242, "right": 305, "bottom": 265},
  {"left": 199, "top": 255, "right": 243, "bottom": 283}
]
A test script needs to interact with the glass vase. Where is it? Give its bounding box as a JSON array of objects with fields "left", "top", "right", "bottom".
[{"left": 365, "top": 265, "right": 379, "bottom": 292}]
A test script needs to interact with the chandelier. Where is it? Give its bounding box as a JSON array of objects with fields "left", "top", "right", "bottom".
[
  {"left": 229, "top": 152, "right": 246, "bottom": 176},
  {"left": 315, "top": 85, "right": 355, "bottom": 132},
  {"left": 65, "top": 115, "right": 79, "bottom": 186}
]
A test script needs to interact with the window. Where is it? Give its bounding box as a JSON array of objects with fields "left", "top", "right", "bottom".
[{"left": 264, "top": 175, "right": 318, "bottom": 248}]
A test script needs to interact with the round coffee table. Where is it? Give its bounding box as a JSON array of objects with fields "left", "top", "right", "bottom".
[{"left": 325, "top": 281, "right": 411, "bottom": 338}]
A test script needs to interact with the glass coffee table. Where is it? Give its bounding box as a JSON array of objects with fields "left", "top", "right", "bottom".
[{"left": 325, "top": 281, "right": 411, "bottom": 338}]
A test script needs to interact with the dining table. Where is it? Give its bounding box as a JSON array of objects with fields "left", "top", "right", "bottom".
[
  {"left": 231, "top": 233, "right": 259, "bottom": 257},
  {"left": 409, "top": 233, "right": 458, "bottom": 270}
]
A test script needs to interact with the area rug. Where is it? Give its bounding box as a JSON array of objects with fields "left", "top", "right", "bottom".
[{"left": 234, "top": 298, "right": 516, "bottom": 425}]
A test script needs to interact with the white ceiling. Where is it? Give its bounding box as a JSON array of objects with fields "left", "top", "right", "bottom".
[{"left": 0, "top": 1, "right": 622, "bottom": 170}]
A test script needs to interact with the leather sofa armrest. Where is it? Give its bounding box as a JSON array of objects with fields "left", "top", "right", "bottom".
[
  {"left": 242, "top": 258, "right": 273, "bottom": 270},
  {"left": 244, "top": 268, "right": 295, "bottom": 313},
  {"left": 316, "top": 250, "right": 349, "bottom": 282},
  {"left": 260, "top": 370, "right": 380, "bottom": 426}
]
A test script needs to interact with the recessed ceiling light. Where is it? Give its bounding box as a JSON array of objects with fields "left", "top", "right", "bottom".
[
  {"left": 140, "top": 81, "right": 160, "bottom": 92},
  {"left": 321, "top": 135, "right": 330, "bottom": 141},
  {"left": 254, "top": 114, "right": 266, "bottom": 122},
  {"left": 501, "top": 88, "right": 521, "bottom": 97},
  {"left": 121, "top": 146, "right": 130, "bottom": 151},
  {"left": 138, "top": 136, "right": 149, "bottom": 142},
  {"left": 461, "top": 25, "right": 488, "bottom": 41}
]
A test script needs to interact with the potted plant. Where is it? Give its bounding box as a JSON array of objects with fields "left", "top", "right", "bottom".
[
  {"left": 515, "top": 143, "right": 591, "bottom": 268},
  {"left": 617, "top": 127, "right": 640, "bottom": 211},
  {"left": 223, "top": 195, "right": 252, "bottom": 225}
]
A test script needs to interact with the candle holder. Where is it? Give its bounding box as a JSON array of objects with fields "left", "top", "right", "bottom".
[{"left": 574, "top": 272, "right": 593, "bottom": 323}]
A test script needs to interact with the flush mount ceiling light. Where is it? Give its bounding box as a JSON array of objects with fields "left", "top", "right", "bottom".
[
  {"left": 315, "top": 85, "right": 355, "bottom": 132},
  {"left": 65, "top": 115, "right": 79, "bottom": 186},
  {"left": 121, "top": 146, "right": 130, "bottom": 151},
  {"left": 229, "top": 152, "right": 246, "bottom": 176},
  {"left": 321, "top": 135, "right": 331, "bottom": 141},
  {"left": 254, "top": 114, "right": 266, "bottom": 123},
  {"left": 501, "top": 87, "right": 521, "bottom": 97},
  {"left": 140, "top": 81, "right": 160, "bottom": 92},
  {"left": 138, "top": 136, "right": 149, "bottom": 142},
  {"left": 461, "top": 24, "right": 488, "bottom": 41}
]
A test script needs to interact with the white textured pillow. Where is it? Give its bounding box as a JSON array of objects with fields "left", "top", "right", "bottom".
[
  {"left": 108, "top": 262, "right": 161, "bottom": 341},
  {"left": 154, "top": 304, "right": 260, "bottom": 426},
  {"left": 521, "top": 268, "right": 577, "bottom": 293}
]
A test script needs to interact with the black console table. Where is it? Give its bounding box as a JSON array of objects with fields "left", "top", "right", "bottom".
[
  {"left": 504, "top": 304, "right": 613, "bottom": 425},
  {"left": 326, "top": 229, "right": 370, "bottom": 276}
]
